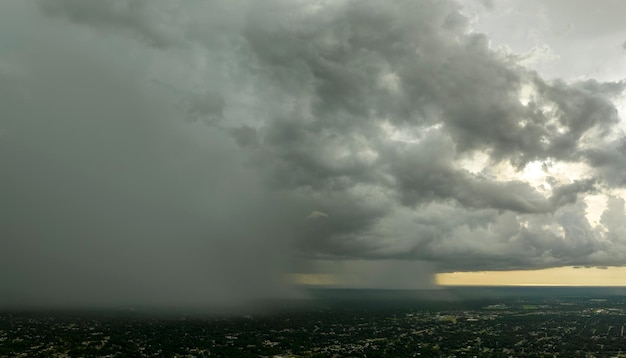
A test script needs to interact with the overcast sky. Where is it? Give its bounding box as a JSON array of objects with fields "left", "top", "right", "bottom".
[{"left": 2, "top": 0, "right": 626, "bottom": 306}]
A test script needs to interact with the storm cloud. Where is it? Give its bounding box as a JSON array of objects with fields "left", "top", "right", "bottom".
[{"left": 1, "top": 0, "right": 626, "bottom": 305}]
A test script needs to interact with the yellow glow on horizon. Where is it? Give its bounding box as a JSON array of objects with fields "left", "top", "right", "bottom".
[
  {"left": 286, "top": 274, "right": 339, "bottom": 286},
  {"left": 436, "top": 266, "right": 626, "bottom": 286}
]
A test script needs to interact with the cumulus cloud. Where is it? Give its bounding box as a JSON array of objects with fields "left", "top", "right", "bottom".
[{"left": 1, "top": 0, "right": 625, "bottom": 305}]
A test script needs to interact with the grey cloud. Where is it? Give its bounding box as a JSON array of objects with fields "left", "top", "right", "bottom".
[
  {"left": 185, "top": 91, "right": 226, "bottom": 125},
  {"left": 581, "top": 139, "right": 626, "bottom": 187},
  {"left": 538, "top": 78, "right": 625, "bottom": 154},
  {"left": 0, "top": 7, "right": 303, "bottom": 307},
  {"left": 230, "top": 125, "right": 260, "bottom": 148},
  {"left": 241, "top": 0, "right": 624, "bottom": 171},
  {"left": 395, "top": 202, "right": 603, "bottom": 272},
  {"left": 7, "top": 0, "right": 626, "bottom": 294},
  {"left": 38, "top": 0, "right": 177, "bottom": 47},
  {"left": 295, "top": 190, "right": 393, "bottom": 259},
  {"left": 151, "top": 80, "right": 227, "bottom": 126},
  {"left": 385, "top": 135, "right": 557, "bottom": 213},
  {"left": 549, "top": 179, "right": 597, "bottom": 207},
  {"left": 378, "top": 132, "right": 595, "bottom": 214},
  {"left": 479, "top": 0, "right": 495, "bottom": 10},
  {"left": 40, "top": 0, "right": 624, "bottom": 165}
]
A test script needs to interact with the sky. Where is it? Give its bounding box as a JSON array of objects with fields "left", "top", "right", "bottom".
[{"left": 1, "top": 0, "right": 626, "bottom": 307}]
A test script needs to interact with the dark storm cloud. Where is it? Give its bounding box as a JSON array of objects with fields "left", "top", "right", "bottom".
[
  {"left": 536, "top": 78, "right": 625, "bottom": 157},
  {"left": 383, "top": 134, "right": 597, "bottom": 214},
  {"left": 2, "top": 0, "right": 625, "bottom": 298},
  {"left": 0, "top": 4, "right": 307, "bottom": 307},
  {"left": 239, "top": 0, "right": 623, "bottom": 172},
  {"left": 582, "top": 138, "right": 626, "bottom": 186},
  {"left": 390, "top": 202, "right": 602, "bottom": 272},
  {"left": 38, "top": 0, "right": 176, "bottom": 47},
  {"left": 230, "top": 0, "right": 620, "bottom": 271}
]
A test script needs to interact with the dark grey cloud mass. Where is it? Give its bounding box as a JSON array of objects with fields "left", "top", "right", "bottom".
[{"left": 1, "top": 0, "right": 626, "bottom": 305}]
